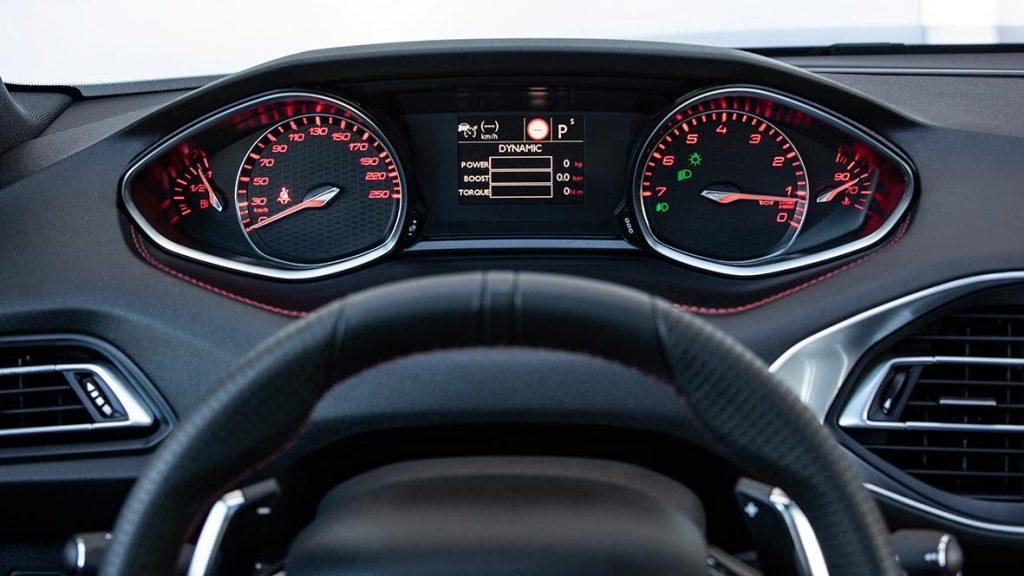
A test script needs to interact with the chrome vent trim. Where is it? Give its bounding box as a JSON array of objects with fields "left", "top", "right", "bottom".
[
  {"left": 0, "top": 362, "right": 154, "bottom": 438},
  {"left": 839, "top": 356, "right": 1024, "bottom": 432},
  {"left": 771, "top": 271, "right": 1024, "bottom": 422}
]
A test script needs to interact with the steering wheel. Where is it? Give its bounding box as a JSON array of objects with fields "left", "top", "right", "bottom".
[{"left": 99, "top": 272, "right": 898, "bottom": 576}]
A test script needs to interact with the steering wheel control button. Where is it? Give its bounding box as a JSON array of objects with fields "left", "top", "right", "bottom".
[
  {"left": 889, "top": 530, "right": 964, "bottom": 576},
  {"left": 188, "top": 479, "right": 282, "bottom": 576},
  {"left": 734, "top": 478, "right": 828, "bottom": 576}
]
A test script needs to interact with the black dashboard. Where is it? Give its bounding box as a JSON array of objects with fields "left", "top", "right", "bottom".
[{"left": 3, "top": 40, "right": 1024, "bottom": 574}]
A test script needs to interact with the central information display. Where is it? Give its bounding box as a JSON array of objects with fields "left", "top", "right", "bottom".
[{"left": 457, "top": 115, "right": 584, "bottom": 204}]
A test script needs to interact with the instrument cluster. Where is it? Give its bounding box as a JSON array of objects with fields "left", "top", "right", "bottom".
[{"left": 123, "top": 86, "right": 913, "bottom": 280}]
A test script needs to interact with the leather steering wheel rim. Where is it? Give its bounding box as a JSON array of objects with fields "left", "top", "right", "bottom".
[{"left": 101, "top": 271, "right": 898, "bottom": 576}]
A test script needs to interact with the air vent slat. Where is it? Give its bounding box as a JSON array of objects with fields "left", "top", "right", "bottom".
[
  {"left": 0, "top": 385, "right": 72, "bottom": 396},
  {"left": 843, "top": 303, "right": 1024, "bottom": 503}
]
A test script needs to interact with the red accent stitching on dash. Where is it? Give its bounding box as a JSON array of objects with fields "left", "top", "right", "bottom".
[
  {"left": 677, "top": 215, "right": 912, "bottom": 316},
  {"left": 129, "top": 226, "right": 308, "bottom": 318},
  {"left": 131, "top": 215, "right": 910, "bottom": 320}
]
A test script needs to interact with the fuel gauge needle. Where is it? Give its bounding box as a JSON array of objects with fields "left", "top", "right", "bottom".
[
  {"left": 701, "top": 189, "right": 796, "bottom": 204},
  {"left": 816, "top": 174, "right": 866, "bottom": 203},
  {"left": 246, "top": 185, "right": 340, "bottom": 232},
  {"left": 196, "top": 169, "right": 223, "bottom": 212}
]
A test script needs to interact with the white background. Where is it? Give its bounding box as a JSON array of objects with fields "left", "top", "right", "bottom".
[{"left": 3, "top": 0, "right": 1024, "bottom": 84}]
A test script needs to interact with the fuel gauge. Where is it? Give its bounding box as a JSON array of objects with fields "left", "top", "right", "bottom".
[{"left": 166, "top": 148, "right": 225, "bottom": 224}]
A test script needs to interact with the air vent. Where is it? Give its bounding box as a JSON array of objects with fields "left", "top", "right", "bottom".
[
  {"left": 0, "top": 342, "right": 154, "bottom": 440},
  {"left": 840, "top": 306, "right": 1024, "bottom": 503}
]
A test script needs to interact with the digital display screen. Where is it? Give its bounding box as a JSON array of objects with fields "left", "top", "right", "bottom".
[{"left": 457, "top": 115, "right": 584, "bottom": 204}]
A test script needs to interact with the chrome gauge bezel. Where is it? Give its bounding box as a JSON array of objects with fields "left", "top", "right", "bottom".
[
  {"left": 122, "top": 91, "right": 408, "bottom": 281},
  {"left": 632, "top": 86, "right": 915, "bottom": 277}
]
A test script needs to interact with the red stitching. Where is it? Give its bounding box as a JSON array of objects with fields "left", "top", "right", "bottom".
[
  {"left": 132, "top": 215, "right": 910, "bottom": 319},
  {"left": 129, "top": 226, "right": 308, "bottom": 318},
  {"left": 676, "top": 215, "right": 912, "bottom": 315}
]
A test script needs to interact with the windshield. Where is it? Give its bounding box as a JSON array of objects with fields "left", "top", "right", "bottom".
[{"left": 4, "top": 0, "right": 1024, "bottom": 85}]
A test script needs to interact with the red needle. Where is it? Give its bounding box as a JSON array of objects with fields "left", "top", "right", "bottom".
[
  {"left": 816, "top": 174, "right": 866, "bottom": 203},
  {"left": 196, "top": 169, "right": 223, "bottom": 212},
  {"left": 246, "top": 186, "right": 339, "bottom": 232},
  {"left": 701, "top": 189, "right": 798, "bottom": 204}
]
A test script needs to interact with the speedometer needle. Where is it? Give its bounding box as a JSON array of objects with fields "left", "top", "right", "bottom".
[
  {"left": 816, "top": 174, "right": 866, "bottom": 203},
  {"left": 246, "top": 185, "right": 340, "bottom": 232},
  {"left": 196, "top": 169, "right": 223, "bottom": 212},
  {"left": 701, "top": 189, "right": 797, "bottom": 204}
]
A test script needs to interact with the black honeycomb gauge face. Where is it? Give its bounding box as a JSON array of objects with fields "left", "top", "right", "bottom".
[{"left": 235, "top": 113, "right": 402, "bottom": 265}]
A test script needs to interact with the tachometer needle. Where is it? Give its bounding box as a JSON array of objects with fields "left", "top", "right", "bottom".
[
  {"left": 196, "top": 169, "right": 223, "bottom": 212},
  {"left": 246, "top": 185, "right": 340, "bottom": 232},
  {"left": 816, "top": 174, "right": 866, "bottom": 203},
  {"left": 700, "top": 189, "right": 797, "bottom": 204}
]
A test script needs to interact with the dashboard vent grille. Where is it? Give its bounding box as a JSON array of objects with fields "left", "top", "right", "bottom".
[
  {"left": 0, "top": 368, "right": 92, "bottom": 430},
  {"left": 841, "top": 305, "right": 1024, "bottom": 503},
  {"left": 0, "top": 343, "right": 154, "bottom": 440}
]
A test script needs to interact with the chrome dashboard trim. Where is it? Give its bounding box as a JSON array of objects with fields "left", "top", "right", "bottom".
[
  {"left": 770, "top": 271, "right": 1024, "bottom": 421},
  {"left": 122, "top": 91, "right": 408, "bottom": 281},
  {"left": 0, "top": 362, "right": 154, "bottom": 438},
  {"left": 632, "top": 86, "right": 915, "bottom": 277},
  {"left": 865, "top": 483, "right": 1024, "bottom": 535}
]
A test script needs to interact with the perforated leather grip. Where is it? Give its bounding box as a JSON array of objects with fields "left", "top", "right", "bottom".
[{"left": 101, "top": 272, "right": 898, "bottom": 576}]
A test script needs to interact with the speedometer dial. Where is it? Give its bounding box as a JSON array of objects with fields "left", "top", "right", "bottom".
[
  {"left": 236, "top": 112, "right": 403, "bottom": 265},
  {"left": 638, "top": 108, "right": 808, "bottom": 263}
]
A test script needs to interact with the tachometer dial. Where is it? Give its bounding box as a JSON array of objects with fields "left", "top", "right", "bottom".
[
  {"left": 637, "top": 109, "right": 808, "bottom": 263},
  {"left": 236, "top": 112, "right": 403, "bottom": 265}
]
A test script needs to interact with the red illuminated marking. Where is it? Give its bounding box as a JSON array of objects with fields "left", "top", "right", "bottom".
[
  {"left": 391, "top": 194, "right": 401, "bottom": 199},
  {"left": 267, "top": 134, "right": 276, "bottom": 142},
  {"left": 652, "top": 152, "right": 663, "bottom": 159},
  {"left": 238, "top": 189, "right": 247, "bottom": 195},
  {"left": 171, "top": 196, "right": 185, "bottom": 201},
  {"left": 249, "top": 153, "right": 260, "bottom": 160},
  {"left": 378, "top": 151, "right": 388, "bottom": 158},
  {"left": 160, "top": 199, "right": 172, "bottom": 209},
  {"left": 642, "top": 191, "right": 652, "bottom": 197},
  {"left": 681, "top": 123, "right": 690, "bottom": 132},
  {"left": 790, "top": 221, "right": 801, "bottom": 229},
  {"left": 239, "top": 176, "right": 250, "bottom": 182},
  {"left": 243, "top": 164, "right": 253, "bottom": 170},
  {"left": 340, "top": 120, "right": 347, "bottom": 130},
  {"left": 169, "top": 215, "right": 180, "bottom": 224},
  {"left": 237, "top": 201, "right": 248, "bottom": 207},
  {"left": 361, "top": 132, "right": 370, "bottom": 141},
  {"left": 175, "top": 178, "right": 188, "bottom": 185},
  {"left": 289, "top": 121, "right": 298, "bottom": 130},
  {"left": 315, "top": 116, "right": 321, "bottom": 126},
  {"left": 785, "top": 151, "right": 796, "bottom": 158}
]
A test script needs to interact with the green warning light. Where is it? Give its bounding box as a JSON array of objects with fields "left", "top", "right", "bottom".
[
  {"left": 676, "top": 169, "right": 692, "bottom": 181},
  {"left": 688, "top": 152, "right": 702, "bottom": 166},
  {"left": 655, "top": 202, "right": 670, "bottom": 213}
]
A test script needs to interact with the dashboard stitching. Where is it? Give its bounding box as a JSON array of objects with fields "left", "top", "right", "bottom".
[
  {"left": 130, "top": 217, "right": 910, "bottom": 320},
  {"left": 129, "top": 226, "right": 309, "bottom": 318},
  {"left": 676, "top": 215, "right": 912, "bottom": 315}
]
